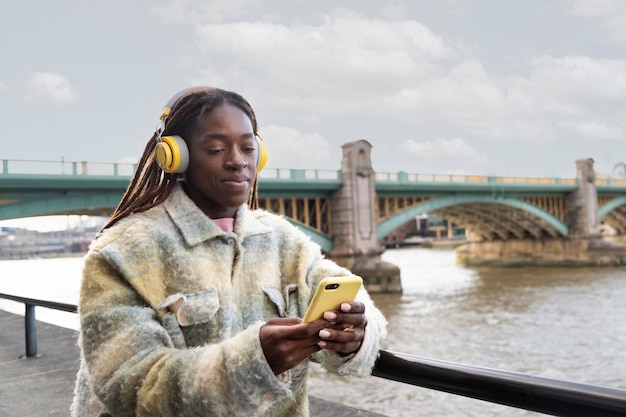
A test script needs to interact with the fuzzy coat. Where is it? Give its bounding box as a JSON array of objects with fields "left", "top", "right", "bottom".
[{"left": 71, "top": 183, "right": 387, "bottom": 417}]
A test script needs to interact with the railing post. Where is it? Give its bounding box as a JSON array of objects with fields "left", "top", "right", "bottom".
[{"left": 24, "top": 304, "right": 37, "bottom": 357}]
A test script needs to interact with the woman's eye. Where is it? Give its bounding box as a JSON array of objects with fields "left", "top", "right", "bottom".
[
  {"left": 243, "top": 146, "right": 256, "bottom": 153},
  {"left": 206, "top": 149, "right": 224, "bottom": 155}
]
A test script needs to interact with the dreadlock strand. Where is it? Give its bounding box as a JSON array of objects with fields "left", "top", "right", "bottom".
[
  {"left": 248, "top": 178, "right": 259, "bottom": 210},
  {"left": 116, "top": 158, "right": 151, "bottom": 211}
]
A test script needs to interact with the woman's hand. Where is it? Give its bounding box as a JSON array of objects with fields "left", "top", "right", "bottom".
[
  {"left": 260, "top": 318, "right": 326, "bottom": 375},
  {"left": 316, "top": 301, "right": 367, "bottom": 355},
  {"left": 259, "top": 302, "right": 367, "bottom": 375}
]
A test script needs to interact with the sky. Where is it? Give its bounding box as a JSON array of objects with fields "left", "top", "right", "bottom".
[{"left": 1, "top": 1, "right": 625, "bottom": 195}]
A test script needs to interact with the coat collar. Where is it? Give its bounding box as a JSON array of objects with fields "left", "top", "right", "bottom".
[{"left": 163, "top": 182, "right": 273, "bottom": 247}]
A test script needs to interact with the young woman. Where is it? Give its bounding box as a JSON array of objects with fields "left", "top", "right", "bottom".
[{"left": 71, "top": 86, "right": 386, "bottom": 416}]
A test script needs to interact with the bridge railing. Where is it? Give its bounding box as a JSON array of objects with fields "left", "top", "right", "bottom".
[
  {"left": 595, "top": 178, "right": 626, "bottom": 187},
  {"left": 0, "top": 160, "right": 341, "bottom": 182},
  {"left": 258, "top": 168, "right": 341, "bottom": 181},
  {"left": 4, "top": 158, "right": 626, "bottom": 189},
  {"left": 2, "top": 292, "right": 625, "bottom": 416},
  {"left": 0, "top": 159, "right": 136, "bottom": 177},
  {"left": 375, "top": 171, "right": 579, "bottom": 185}
]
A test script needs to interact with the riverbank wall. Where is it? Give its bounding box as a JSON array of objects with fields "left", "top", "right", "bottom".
[{"left": 456, "top": 237, "right": 626, "bottom": 267}]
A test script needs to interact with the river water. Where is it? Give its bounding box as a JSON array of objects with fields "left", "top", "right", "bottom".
[{"left": 1, "top": 248, "right": 625, "bottom": 416}]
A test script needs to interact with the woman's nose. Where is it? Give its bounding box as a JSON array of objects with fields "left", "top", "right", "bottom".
[{"left": 225, "top": 149, "right": 249, "bottom": 169}]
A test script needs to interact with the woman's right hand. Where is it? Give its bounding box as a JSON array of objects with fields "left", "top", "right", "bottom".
[{"left": 259, "top": 318, "right": 326, "bottom": 375}]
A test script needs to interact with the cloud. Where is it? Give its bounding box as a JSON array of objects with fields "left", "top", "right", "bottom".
[
  {"left": 525, "top": 55, "right": 626, "bottom": 102},
  {"left": 503, "top": 55, "right": 626, "bottom": 141},
  {"left": 397, "top": 138, "right": 488, "bottom": 170},
  {"left": 152, "top": 2, "right": 626, "bottom": 153},
  {"left": 23, "top": 72, "right": 79, "bottom": 107},
  {"left": 383, "top": 59, "right": 505, "bottom": 129},
  {"left": 259, "top": 124, "right": 335, "bottom": 170},
  {"left": 186, "top": 9, "right": 457, "bottom": 99},
  {"left": 568, "top": 0, "right": 626, "bottom": 41}
]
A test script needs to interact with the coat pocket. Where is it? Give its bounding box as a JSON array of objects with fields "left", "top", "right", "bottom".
[
  {"left": 262, "top": 284, "right": 299, "bottom": 318},
  {"left": 158, "top": 290, "right": 220, "bottom": 327}
]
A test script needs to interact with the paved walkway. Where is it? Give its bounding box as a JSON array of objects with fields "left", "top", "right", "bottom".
[{"left": 0, "top": 310, "right": 385, "bottom": 416}]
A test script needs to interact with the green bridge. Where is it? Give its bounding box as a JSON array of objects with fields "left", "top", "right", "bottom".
[
  {"left": 2, "top": 157, "right": 626, "bottom": 247},
  {"left": 2, "top": 141, "right": 626, "bottom": 290}
]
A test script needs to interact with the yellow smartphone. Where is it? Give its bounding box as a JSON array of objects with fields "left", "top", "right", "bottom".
[{"left": 302, "top": 275, "right": 363, "bottom": 323}]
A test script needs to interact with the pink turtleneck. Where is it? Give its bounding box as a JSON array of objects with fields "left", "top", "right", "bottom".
[{"left": 212, "top": 218, "right": 235, "bottom": 233}]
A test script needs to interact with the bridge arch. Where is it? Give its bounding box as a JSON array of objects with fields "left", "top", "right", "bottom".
[
  {"left": 598, "top": 196, "right": 626, "bottom": 220},
  {"left": 598, "top": 196, "right": 626, "bottom": 234},
  {"left": 376, "top": 194, "right": 569, "bottom": 240}
]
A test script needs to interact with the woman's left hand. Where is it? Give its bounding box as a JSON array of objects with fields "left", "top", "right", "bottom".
[{"left": 315, "top": 301, "right": 367, "bottom": 355}]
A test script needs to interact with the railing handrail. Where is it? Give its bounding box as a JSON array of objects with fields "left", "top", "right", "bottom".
[
  {"left": 2, "top": 293, "right": 626, "bottom": 416},
  {"left": 373, "top": 350, "right": 626, "bottom": 417},
  {"left": 0, "top": 292, "right": 77, "bottom": 313}
]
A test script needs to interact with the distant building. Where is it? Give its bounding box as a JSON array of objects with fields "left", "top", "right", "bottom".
[
  {"left": 0, "top": 225, "right": 100, "bottom": 260},
  {"left": 381, "top": 214, "right": 465, "bottom": 247}
]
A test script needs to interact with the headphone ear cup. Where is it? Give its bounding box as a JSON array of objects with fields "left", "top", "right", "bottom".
[
  {"left": 155, "top": 135, "right": 189, "bottom": 173},
  {"left": 256, "top": 136, "right": 269, "bottom": 173}
]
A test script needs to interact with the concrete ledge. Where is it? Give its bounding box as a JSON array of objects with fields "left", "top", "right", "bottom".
[{"left": 0, "top": 310, "right": 385, "bottom": 417}]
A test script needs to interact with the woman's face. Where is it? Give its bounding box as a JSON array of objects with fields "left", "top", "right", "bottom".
[{"left": 183, "top": 103, "right": 258, "bottom": 218}]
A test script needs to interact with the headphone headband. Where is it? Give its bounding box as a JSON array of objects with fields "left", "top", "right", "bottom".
[{"left": 159, "top": 87, "right": 199, "bottom": 121}]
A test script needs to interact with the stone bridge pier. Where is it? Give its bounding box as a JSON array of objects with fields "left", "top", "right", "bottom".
[
  {"left": 567, "top": 158, "right": 601, "bottom": 238},
  {"left": 563, "top": 158, "right": 626, "bottom": 264},
  {"left": 328, "top": 140, "right": 402, "bottom": 293}
]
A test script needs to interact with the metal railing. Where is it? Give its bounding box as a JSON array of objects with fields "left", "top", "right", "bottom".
[
  {"left": 0, "top": 159, "right": 137, "bottom": 177},
  {"left": 373, "top": 350, "right": 626, "bottom": 417},
  {"left": 5, "top": 158, "right": 626, "bottom": 189},
  {"left": 0, "top": 293, "right": 76, "bottom": 357},
  {"left": 2, "top": 293, "right": 626, "bottom": 416},
  {"left": 374, "top": 171, "right": 579, "bottom": 186}
]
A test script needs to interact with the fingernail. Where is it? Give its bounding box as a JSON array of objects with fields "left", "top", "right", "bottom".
[
  {"left": 318, "top": 341, "right": 327, "bottom": 348},
  {"left": 319, "top": 330, "right": 331, "bottom": 338},
  {"left": 323, "top": 311, "right": 337, "bottom": 320},
  {"left": 340, "top": 303, "right": 351, "bottom": 312}
]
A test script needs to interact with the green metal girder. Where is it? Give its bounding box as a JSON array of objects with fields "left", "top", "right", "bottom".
[{"left": 0, "top": 192, "right": 123, "bottom": 221}]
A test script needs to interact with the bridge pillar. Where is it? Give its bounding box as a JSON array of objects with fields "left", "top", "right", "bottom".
[
  {"left": 329, "top": 140, "right": 402, "bottom": 293},
  {"left": 567, "top": 158, "right": 601, "bottom": 238}
]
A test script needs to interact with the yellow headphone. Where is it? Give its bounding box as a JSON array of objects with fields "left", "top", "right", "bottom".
[{"left": 154, "top": 87, "right": 269, "bottom": 174}]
